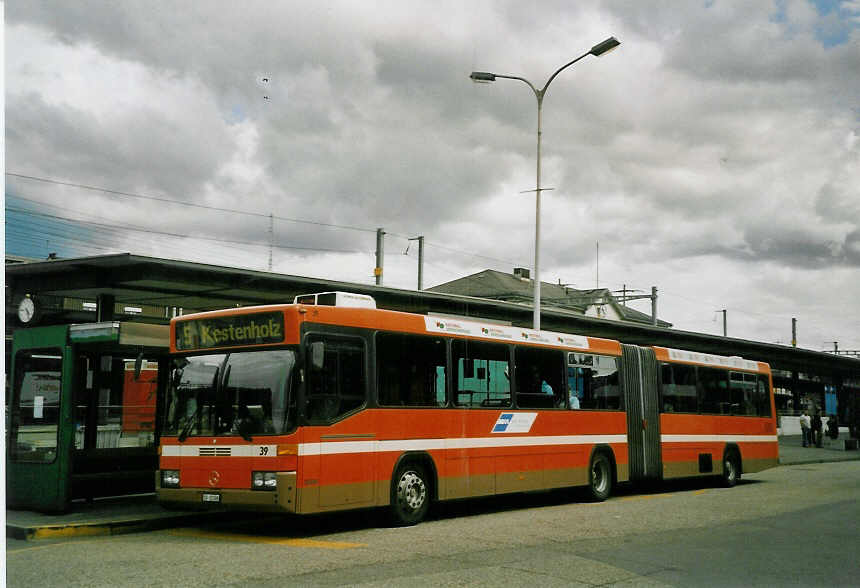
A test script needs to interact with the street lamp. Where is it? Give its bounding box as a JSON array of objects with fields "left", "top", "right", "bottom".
[{"left": 470, "top": 36, "right": 620, "bottom": 330}]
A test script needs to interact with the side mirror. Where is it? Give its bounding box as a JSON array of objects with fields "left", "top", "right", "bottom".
[{"left": 310, "top": 341, "right": 325, "bottom": 371}]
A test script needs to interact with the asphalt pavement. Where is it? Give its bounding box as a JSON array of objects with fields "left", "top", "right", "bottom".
[{"left": 6, "top": 435, "right": 858, "bottom": 541}]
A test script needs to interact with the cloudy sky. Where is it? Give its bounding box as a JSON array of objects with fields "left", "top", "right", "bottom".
[{"left": 5, "top": 0, "right": 860, "bottom": 351}]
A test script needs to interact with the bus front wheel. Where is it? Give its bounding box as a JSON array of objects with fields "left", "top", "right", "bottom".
[
  {"left": 588, "top": 452, "right": 613, "bottom": 501},
  {"left": 389, "top": 462, "right": 430, "bottom": 526}
]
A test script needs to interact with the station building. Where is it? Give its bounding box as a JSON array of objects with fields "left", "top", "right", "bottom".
[{"left": 7, "top": 252, "right": 860, "bottom": 430}]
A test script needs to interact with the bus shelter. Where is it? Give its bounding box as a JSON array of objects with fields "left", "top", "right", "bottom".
[{"left": 7, "top": 321, "right": 169, "bottom": 512}]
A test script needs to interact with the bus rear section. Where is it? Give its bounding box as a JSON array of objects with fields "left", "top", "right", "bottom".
[{"left": 654, "top": 347, "right": 779, "bottom": 486}]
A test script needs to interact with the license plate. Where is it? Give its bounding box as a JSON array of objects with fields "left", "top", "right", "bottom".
[{"left": 201, "top": 493, "right": 221, "bottom": 503}]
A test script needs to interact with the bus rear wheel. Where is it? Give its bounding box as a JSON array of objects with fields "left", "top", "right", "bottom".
[
  {"left": 588, "top": 452, "right": 613, "bottom": 501},
  {"left": 721, "top": 450, "right": 741, "bottom": 488},
  {"left": 389, "top": 462, "right": 430, "bottom": 526}
]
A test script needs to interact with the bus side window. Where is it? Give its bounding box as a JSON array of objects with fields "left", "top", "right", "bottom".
[
  {"left": 660, "top": 364, "right": 674, "bottom": 412},
  {"left": 376, "top": 333, "right": 446, "bottom": 407},
  {"left": 661, "top": 363, "right": 697, "bottom": 413},
  {"left": 567, "top": 353, "right": 622, "bottom": 411},
  {"left": 698, "top": 367, "right": 729, "bottom": 415},
  {"left": 757, "top": 374, "right": 772, "bottom": 417},
  {"left": 515, "top": 347, "right": 564, "bottom": 409},
  {"left": 729, "top": 372, "right": 758, "bottom": 416},
  {"left": 306, "top": 338, "right": 365, "bottom": 422},
  {"left": 453, "top": 340, "right": 510, "bottom": 408}
]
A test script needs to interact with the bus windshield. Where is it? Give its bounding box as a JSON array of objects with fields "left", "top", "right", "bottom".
[{"left": 164, "top": 349, "right": 297, "bottom": 439}]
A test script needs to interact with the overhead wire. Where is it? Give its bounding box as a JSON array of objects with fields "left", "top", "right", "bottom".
[
  {"left": 6, "top": 205, "right": 367, "bottom": 255},
  {"left": 6, "top": 172, "right": 534, "bottom": 270},
  {"left": 6, "top": 172, "right": 376, "bottom": 233},
  {"left": 6, "top": 196, "right": 258, "bottom": 265}
]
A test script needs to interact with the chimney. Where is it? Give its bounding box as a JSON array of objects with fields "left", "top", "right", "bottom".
[{"left": 513, "top": 267, "right": 530, "bottom": 280}]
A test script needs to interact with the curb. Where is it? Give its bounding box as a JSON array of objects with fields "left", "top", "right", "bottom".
[
  {"left": 6, "top": 512, "right": 225, "bottom": 541},
  {"left": 779, "top": 457, "right": 860, "bottom": 467}
]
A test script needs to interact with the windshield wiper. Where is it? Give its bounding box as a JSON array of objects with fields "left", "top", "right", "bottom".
[
  {"left": 236, "top": 415, "right": 253, "bottom": 443},
  {"left": 222, "top": 365, "right": 253, "bottom": 443},
  {"left": 178, "top": 397, "right": 202, "bottom": 442}
]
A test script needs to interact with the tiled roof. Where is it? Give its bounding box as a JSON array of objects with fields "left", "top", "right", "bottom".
[{"left": 428, "top": 269, "right": 672, "bottom": 327}]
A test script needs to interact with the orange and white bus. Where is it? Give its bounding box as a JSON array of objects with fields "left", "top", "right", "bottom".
[{"left": 157, "top": 293, "right": 778, "bottom": 524}]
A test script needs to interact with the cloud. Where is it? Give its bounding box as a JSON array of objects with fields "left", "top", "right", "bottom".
[{"left": 5, "top": 1, "right": 860, "bottom": 349}]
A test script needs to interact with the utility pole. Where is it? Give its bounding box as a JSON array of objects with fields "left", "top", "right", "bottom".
[
  {"left": 651, "top": 286, "right": 657, "bottom": 326},
  {"left": 613, "top": 285, "right": 659, "bottom": 326},
  {"left": 375, "top": 228, "right": 385, "bottom": 285},
  {"left": 833, "top": 341, "right": 839, "bottom": 354},
  {"left": 267, "top": 213, "right": 274, "bottom": 271},
  {"left": 408, "top": 236, "right": 425, "bottom": 290},
  {"left": 792, "top": 317, "right": 797, "bottom": 347},
  {"left": 717, "top": 309, "right": 727, "bottom": 336}
]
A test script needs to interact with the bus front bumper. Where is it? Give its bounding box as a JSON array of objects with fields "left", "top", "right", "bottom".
[{"left": 156, "top": 471, "right": 298, "bottom": 513}]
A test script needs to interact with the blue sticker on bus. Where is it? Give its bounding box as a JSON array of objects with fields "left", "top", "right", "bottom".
[
  {"left": 492, "top": 414, "right": 514, "bottom": 433},
  {"left": 491, "top": 412, "right": 538, "bottom": 434}
]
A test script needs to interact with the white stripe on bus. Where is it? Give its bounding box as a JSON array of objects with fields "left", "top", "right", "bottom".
[
  {"left": 301, "top": 434, "right": 628, "bottom": 456},
  {"left": 660, "top": 434, "right": 778, "bottom": 443},
  {"left": 161, "top": 434, "right": 777, "bottom": 458}
]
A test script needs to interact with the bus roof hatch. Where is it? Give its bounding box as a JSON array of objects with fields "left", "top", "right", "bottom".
[{"left": 293, "top": 291, "right": 377, "bottom": 309}]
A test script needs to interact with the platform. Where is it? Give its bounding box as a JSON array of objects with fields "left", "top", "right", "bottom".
[
  {"left": 5, "top": 493, "right": 232, "bottom": 541},
  {"left": 776, "top": 434, "right": 859, "bottom": 466}
]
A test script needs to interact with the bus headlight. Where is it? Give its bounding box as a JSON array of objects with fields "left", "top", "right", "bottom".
[
  {"left": 252, "top": 471, "right": 277, "bottom": 491},
  {"left": 161, "top": 470, "right": 180, "bottom": 488}
]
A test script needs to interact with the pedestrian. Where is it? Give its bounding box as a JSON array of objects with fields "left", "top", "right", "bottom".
[
  {"left": 799, "top": 409, "right": 811, "bottom": 447},
  {"left": 827, "top": 414, "right": 839, "bottom": 440},
  {"left": 812, "top": 411, "right": 823, "bottom": 448}
]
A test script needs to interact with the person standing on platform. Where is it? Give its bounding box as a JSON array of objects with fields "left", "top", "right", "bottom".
[
  {"left": 812, "top": 410, "right": 823, "bottom": 448},
  {"left": 827, "top": 413, "right": 839, "bottom": 440},
  {"left": 800, "top": 409, "right": 811, "bottom": 447}
]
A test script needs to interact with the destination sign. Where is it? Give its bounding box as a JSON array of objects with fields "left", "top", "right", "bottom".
[{"left": 175, "top": 311, "right": 285, "bottom": 351}]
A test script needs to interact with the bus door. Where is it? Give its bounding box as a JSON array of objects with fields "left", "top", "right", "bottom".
[
  {"left": 621, "top": 344, "right": 662, "bottom": 482},
  {"left": 305, "top": 335, "right": 374, "bottom": 508},
  {"left": 7, "top": 325, "right": 74, "bottom": 512}
]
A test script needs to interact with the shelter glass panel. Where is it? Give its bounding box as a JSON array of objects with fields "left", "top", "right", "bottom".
[{"left": 11, "top": 350, "right": 62, "bottom": 463}]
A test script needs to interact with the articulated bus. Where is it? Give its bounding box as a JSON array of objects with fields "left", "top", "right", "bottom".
[{"left": 157, "top": 293, "right": 778, "bottom": 525}]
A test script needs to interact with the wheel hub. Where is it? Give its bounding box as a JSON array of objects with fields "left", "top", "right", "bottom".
[
  {"left": 593, "top": 462, "right": 607, "bottom": 492},
  {"left": 397, "top": 471, "right": 426, "bottom": 511}
]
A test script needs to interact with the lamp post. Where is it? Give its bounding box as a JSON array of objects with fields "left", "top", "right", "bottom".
[{"left": 471, "top": 36, "right": 620, "bottom": 330}]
